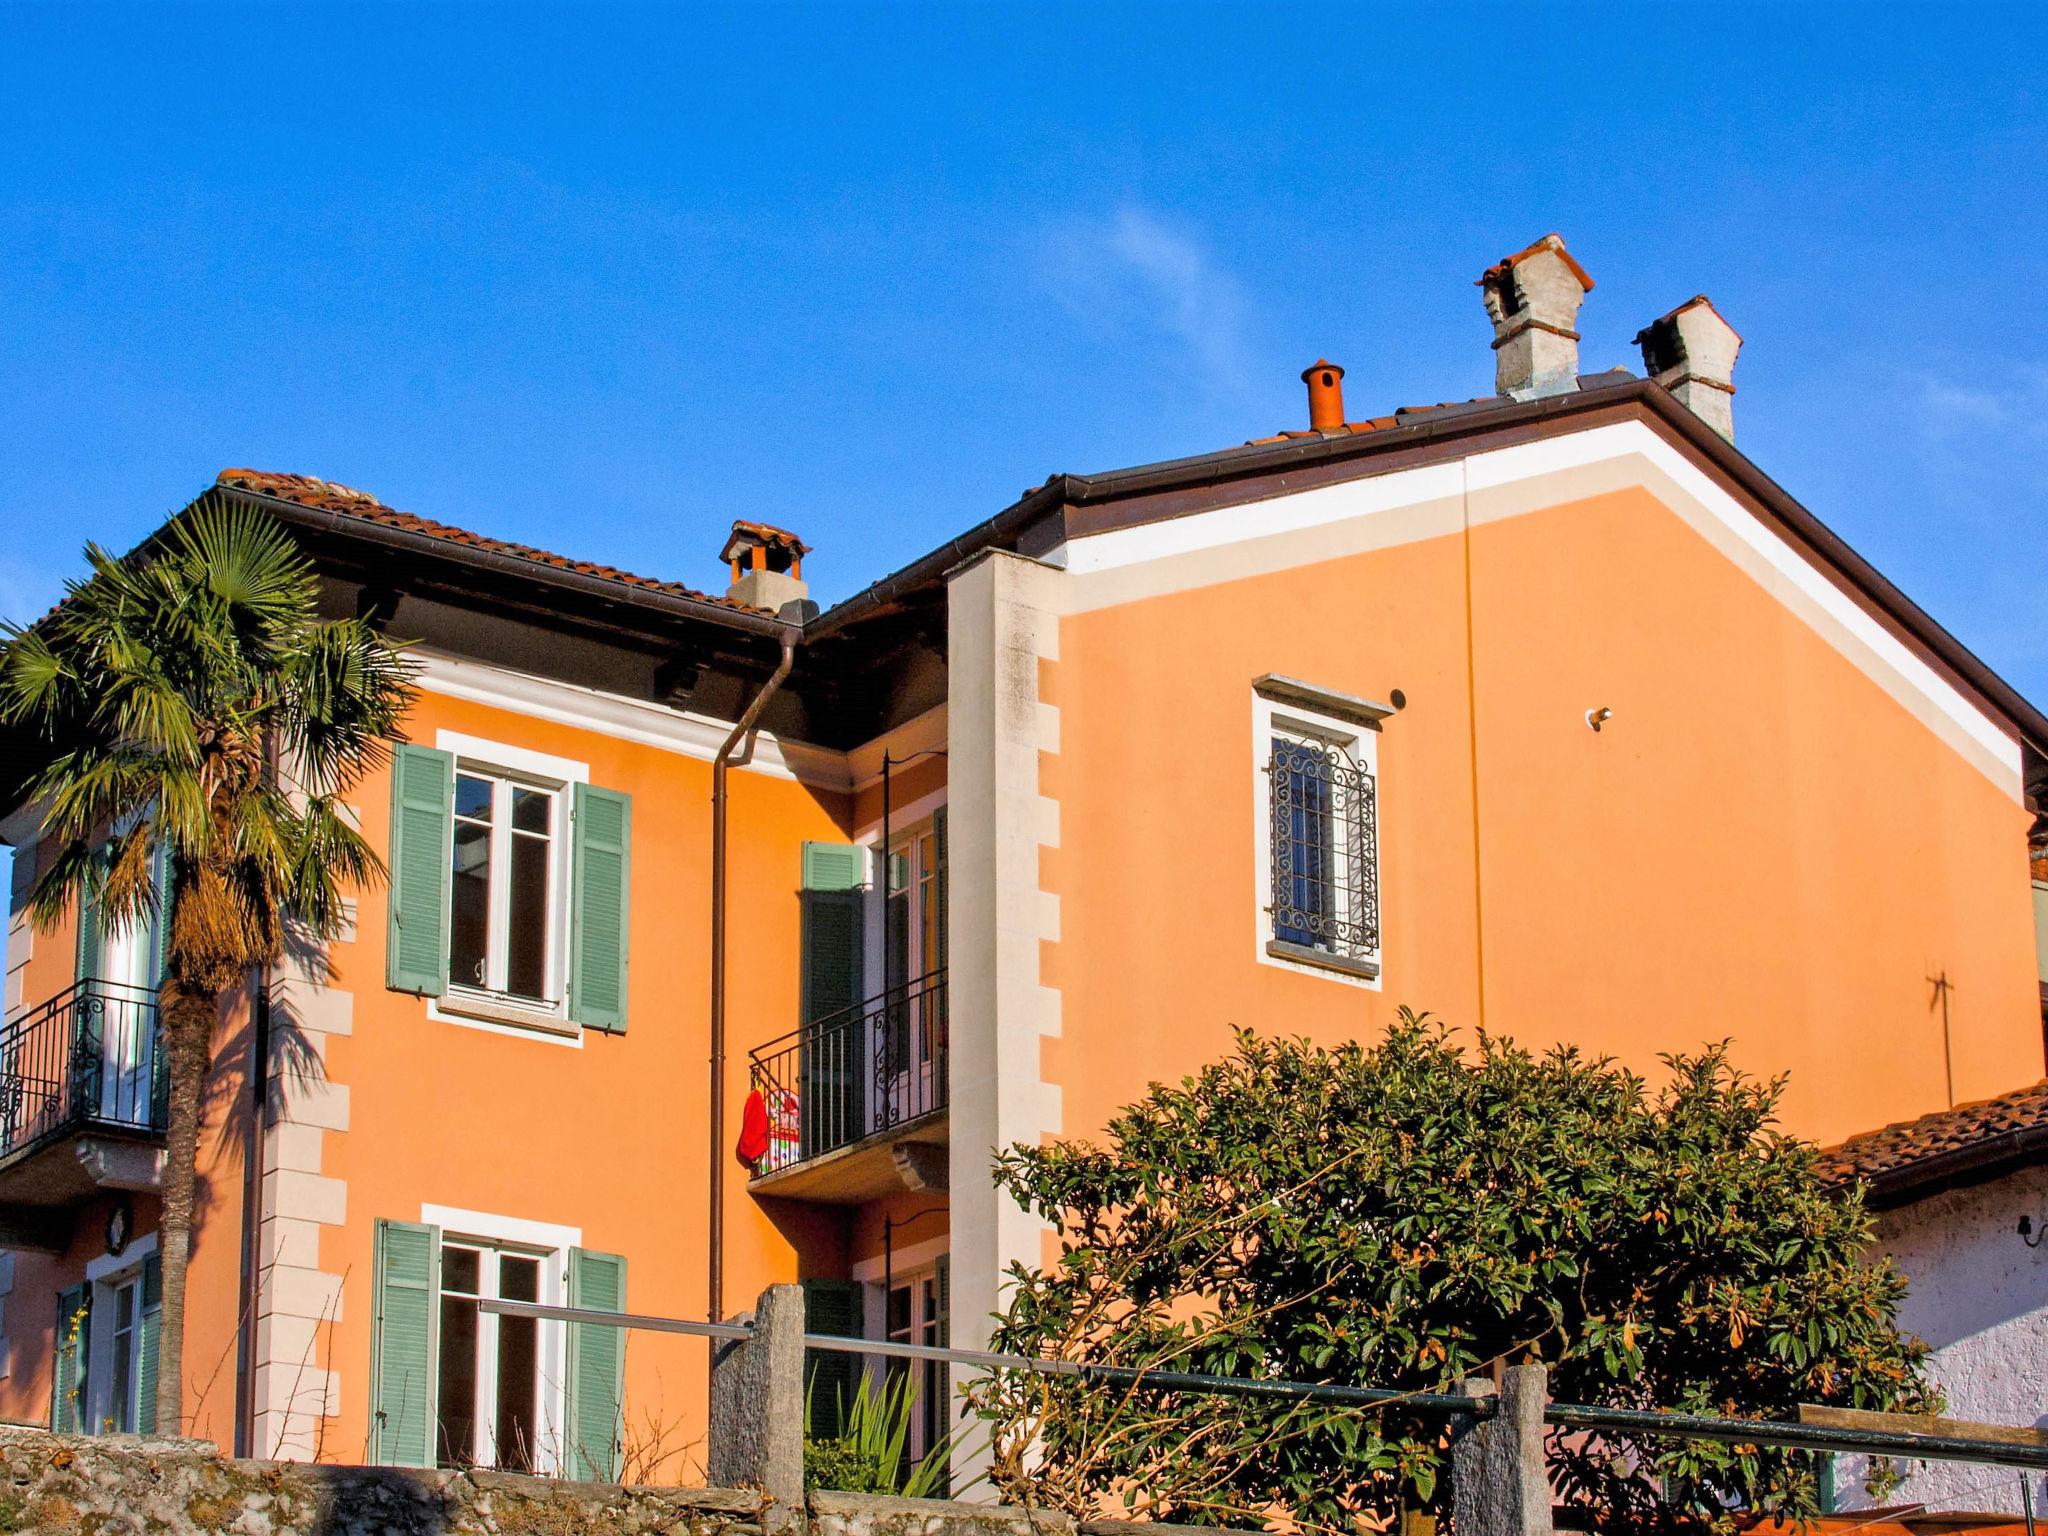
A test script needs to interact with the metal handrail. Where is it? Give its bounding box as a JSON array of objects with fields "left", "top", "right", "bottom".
[
  {"left": 479, "top": 1295, "right": 2048, "bottom": 1475},
  {"left": 746, "top": 969, "right": 949, "bottom": 1175},
  {"left": 0, "top": 978, "right": 166, "bottom": 1161}
]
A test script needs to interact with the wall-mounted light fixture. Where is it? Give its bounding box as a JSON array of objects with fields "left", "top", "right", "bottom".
[
  {"left": 2018, "top": 1214, "right": 2044, "bottom": 1248},
  {"left": 1586, "top": 707, "right": 1614, "bottom": 732}
]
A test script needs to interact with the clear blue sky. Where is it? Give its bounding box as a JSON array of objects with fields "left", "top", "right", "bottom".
[{"left": 3, "top": 2, "right": 2045, "bottom": 699}]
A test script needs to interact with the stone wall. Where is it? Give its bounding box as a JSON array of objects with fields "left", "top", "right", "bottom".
[{"left": 0, "top": 1428, "right": 765, "bottom": 1535}]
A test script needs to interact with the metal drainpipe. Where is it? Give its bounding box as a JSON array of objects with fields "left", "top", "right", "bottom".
[{"left": 708, "top": 630, "right": 797, "bottom": 1326}]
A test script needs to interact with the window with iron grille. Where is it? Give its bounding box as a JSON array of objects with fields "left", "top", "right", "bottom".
[{"left": 1262, "top": 714, "right": 1381, "bottom": 978}]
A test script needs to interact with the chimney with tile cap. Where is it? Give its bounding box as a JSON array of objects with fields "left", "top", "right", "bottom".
[
  {"left": 1479, "top": 233, "right": 1595, "bottom": 401},
  {"left": 721, "top": 521, "right": 811, "bottom": 612},
  {"left": 1635, "top": 295, "right": 1742, "bottom": 443},
  {"left": 1302, "top": 359, "right": 1346, "bottom": 432}
]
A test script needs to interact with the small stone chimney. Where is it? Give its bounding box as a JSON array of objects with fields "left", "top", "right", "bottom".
[
  {"left": 1301, "top": 359, "right": 1346, "bottom": 431},
  {"left": 721, "top": 521, "right": 811, "bottom": 612},
  {"left": 1479, "top": 234, "right": 1595, "bottom": 400},
  {"left": 1635, "top": 296, "right": 1742, "bottom": 443}
]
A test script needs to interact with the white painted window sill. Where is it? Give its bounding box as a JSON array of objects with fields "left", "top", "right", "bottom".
[{"left": 435, "top": 988, "right": 579, "bottom": 1038}]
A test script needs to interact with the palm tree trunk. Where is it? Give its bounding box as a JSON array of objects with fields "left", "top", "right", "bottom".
[{"left": 155, "top": 983, "right": 215, "bottom": 1437}]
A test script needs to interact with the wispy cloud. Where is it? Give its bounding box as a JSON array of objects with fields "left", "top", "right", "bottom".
[{"left": 1043, "top": 206, "right": 1258, "bottom": 403}]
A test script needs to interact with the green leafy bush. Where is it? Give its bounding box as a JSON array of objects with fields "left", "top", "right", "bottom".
[
  {"left": 804, "top": 1369, "right": 952, "bottom": 1498},
  {"left": 967, "top": 1012, "right": 1931, "bottom": 1535}
]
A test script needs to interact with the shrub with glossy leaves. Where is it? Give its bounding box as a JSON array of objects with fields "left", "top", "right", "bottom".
[{"left": 967, "top": 1012, "right": 1930, "bottom": 1535}]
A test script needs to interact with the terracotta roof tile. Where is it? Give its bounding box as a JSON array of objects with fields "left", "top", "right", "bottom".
[
  {"left": 214, "top": 468, "right": 757, "bottom": 612},
  {"left": 1815, "top": 1081, "right": 2048, "bottom": 1198}
]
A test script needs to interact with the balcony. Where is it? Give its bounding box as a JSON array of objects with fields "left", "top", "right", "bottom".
[
  {"left": 0, "top": 980, "right": 166, "bottom": 1241},
  {"left": 747, "top": 969, "right": 947, "bottom": 1203}
]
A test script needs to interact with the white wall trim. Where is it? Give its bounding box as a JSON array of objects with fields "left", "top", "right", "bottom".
[
  {"left": 420, "top": 1204, "right": 583, "bottom": 1253},
  {"left": 84, "top": 1230, "right": 156, "bottom": 1285},
  {"left": 1044, "top": 419, "right": 2024, "bottom": 797},
  {"left": 414, "top": 650, "right": 853, "bottom": 790},
  {"left": 434, "top": 730, "right": 589, "bottom": 788},
  {"left": 851, "top": 1234, "right": 949, "bottom": 1284}
]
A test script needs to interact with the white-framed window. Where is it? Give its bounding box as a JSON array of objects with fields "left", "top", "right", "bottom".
[
  {"left": 423, "top": 732, "right": 592, "bottom": 1038},
  {"left": 436, "top": 1235, "right": 551, "bottom": 1472},
  {"left": 81, "top": 1231, "right": 157, "bottom": 1437},
  {"left": 1252, "top": 676, "right": 1389, "bottom": 987}
]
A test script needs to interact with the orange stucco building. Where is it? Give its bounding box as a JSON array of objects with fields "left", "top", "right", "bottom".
[{"left": 2, "top": 235, "right": 2044, "bottom": 1483}]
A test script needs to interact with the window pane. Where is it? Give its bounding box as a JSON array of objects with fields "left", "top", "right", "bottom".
[
  {"left": 451, "top": 819, "right": 493, "bottom": 989},
  {"left": 437, "top": 1292, "right": 479, "bottom": 1467},
  {"left": 495, "top": 1255, "right": 541, "bottom": 1473},
  {"left": 455, "top": 774, "right": 494, "bottom": 822},
  {"left": 511, "top": 787, "right": 550, "bottom": 835},
  {"left": 507, "top": 830, "right": 550, "bottom": 1001},
  {"left": 443, "top": 1246, "right": 481, "bottom": 1295}
]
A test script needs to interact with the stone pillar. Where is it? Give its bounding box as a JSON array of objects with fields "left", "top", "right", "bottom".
[
  {"left": 1451, "top": 1365, "right": 1552, "bottom": 1536},
  {"left": 709, "top": 1283, "right": 806, "bottom": 1531}
]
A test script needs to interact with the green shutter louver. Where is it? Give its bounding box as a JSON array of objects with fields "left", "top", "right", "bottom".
[
  {"left": 74, "top": 878, "right": 102, "bottom": 990},
  {"left": 801, "top": 1278, "right": 863, "bottom": 1441},
  {"left": 52, "top": 1284, "right": 90, "bottom": 1434},
  {"left": 136, "top": 1253, "right": 162, "bottom": 1436},
  {"left": 565, "top": 1247, "right": 627, "bottom": 1481},
  {"left": 801, "top": 841, "right": 866, "bottom": 894},
  {"left": 387, "top": 745, "right": 454, "bottom": 997},
  {"left": 569, "top": 785, "right": 632, "bottom": 1033},
  {"left": 370, "top": 1219, "right": 440, "bottom": 1467},
  {"left": 150, "top": 836, "right": 173, "bottom": 990}
]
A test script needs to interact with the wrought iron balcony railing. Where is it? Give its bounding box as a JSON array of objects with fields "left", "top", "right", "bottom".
[
  {"left": 0, "top": 979, "right": 166, "bottom": 1163},
  {"left": 747, "top": 969, "right": 948, "bottom": 1176}
]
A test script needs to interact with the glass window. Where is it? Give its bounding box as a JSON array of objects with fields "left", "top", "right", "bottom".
[
  {"left": 108, "top": 1279, "right": 137, "bottom": 1435},
  {"left": 436, "top": 1240, "right": 547, "bottom": 1472},
  {"left": 1266, "top": 722, "right": 1379, "bottom": 966},
  {"left": 447, "top": 769, "right": 559, "bottom": 1005}
]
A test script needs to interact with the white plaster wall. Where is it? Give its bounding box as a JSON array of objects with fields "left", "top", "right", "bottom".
[{"left": 1835, "top": 1163, "right": 2048, "bottom": 1515}]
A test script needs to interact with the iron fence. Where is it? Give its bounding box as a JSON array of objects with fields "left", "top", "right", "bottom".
[
  {"left": 747, "top": 969, "right": 948, "bottom": 1175},
  {"left": 0, "top": 978, "right": 165, "bottom": 1161}
]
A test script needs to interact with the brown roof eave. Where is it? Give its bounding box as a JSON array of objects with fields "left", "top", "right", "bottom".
[
  {"left": 219, "top": 484, "right": 801, "bottom": 642},
  {"left": 1847, "top": 1123, "right": 2048, "bottom": 1210}
]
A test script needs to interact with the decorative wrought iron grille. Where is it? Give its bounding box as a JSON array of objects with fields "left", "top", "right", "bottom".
[{"left": 1267, "top": 729, "right": 1379, "bottom": 960}]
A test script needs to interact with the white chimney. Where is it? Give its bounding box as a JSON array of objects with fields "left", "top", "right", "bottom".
[
  {"left": 1479, "top": 233, "right": 1595, "bottom": 400},
  {"left": 1635, "top": 296, "right": 1742, "bottom": 443}
]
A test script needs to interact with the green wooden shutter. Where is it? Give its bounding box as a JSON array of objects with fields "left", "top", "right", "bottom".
[
  {"left": 801, "top": 1278, "right": 863, "bottom": 1441},
  {"left": 565, "top": 1247, "right": 626, "bottom": 1481},
  {"left": 370, "top": 1218, "right": 440, "bottom": 1467},
  {"left": 934, "top": 1253, "right": 950, "bottom": 1349},
  {"left": 799, "top": 844, "right": 866, "bottom": 1159},
  {"left": 387, "top": 746, "right": 454, "bottom": 997},
  {"left": 74, "top": 879, "right": 101, "bottom": 989},
  {"left": 569, "top": 785, "right": 632, "bottom": 1033},
  {"left": 136, "top": 1253, "right": 162, "bottom": 1436},
  {"left": 150, "top": 836, "right": 173, "bottom": 990},
  {"left": 52, "top": 1284, "right": 89, "bottom": 1434}
]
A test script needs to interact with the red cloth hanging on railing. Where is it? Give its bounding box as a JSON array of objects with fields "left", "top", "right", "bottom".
[{"left": 736, "top": 1088, "right": 771, "bottom": 1168}]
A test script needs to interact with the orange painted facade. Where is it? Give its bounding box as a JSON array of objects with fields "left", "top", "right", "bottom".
[{"left": 3, "top": 384, "right": 2044, "bottom": 1485}]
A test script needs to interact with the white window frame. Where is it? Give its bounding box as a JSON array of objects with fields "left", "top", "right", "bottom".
[
  {"left": 428, "top": 733, "right": 588, "bottom": 1043},
  {"left": 421, "top": 1204, "right": 580, "bottom": 1477},
  {"left": 83, "top": 1231, "right": 156, "bottom": 1436},
  {"left": 1251, "top": 677, "right": 1389, "bottom": 990}
]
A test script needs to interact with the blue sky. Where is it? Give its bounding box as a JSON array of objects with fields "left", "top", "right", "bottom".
[{"left": 3, "top": 2, "right": 2045, "bottom": 705}]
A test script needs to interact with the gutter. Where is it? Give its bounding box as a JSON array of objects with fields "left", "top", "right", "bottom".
[
  {"left": 707, "top": 630, "right": 797, "bottom": 1326},
  {"left": 1847, "top": 1123, "right": 2048, "bottom": 1210}
]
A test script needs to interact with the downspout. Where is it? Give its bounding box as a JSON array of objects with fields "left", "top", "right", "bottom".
[{"left": 709, "top": 629, "right": 797, "bottom": 1326}]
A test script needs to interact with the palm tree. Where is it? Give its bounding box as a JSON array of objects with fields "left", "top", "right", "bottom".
[{"left": 0, "top": 496, "right": 414, "bottom": 1434}]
